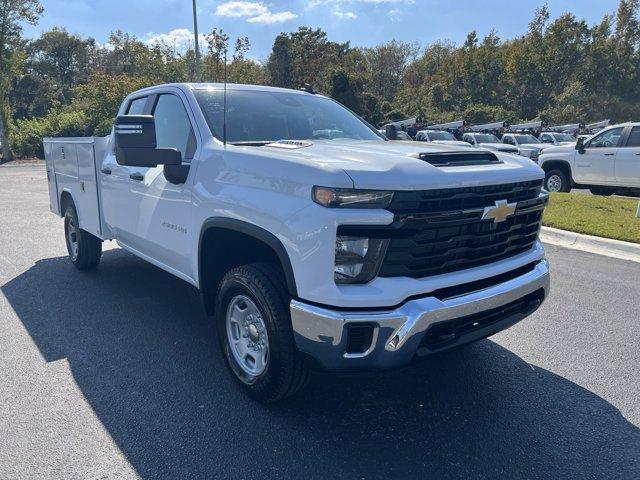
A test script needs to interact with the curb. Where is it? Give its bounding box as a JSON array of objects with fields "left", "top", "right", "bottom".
[{"left": 540, "top": 226, "right": 640, "bottom": 263}]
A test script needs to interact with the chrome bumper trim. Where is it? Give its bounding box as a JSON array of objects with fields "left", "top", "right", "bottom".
[{"left": 290, "top": 260, "right": 549, "bottom": 370}]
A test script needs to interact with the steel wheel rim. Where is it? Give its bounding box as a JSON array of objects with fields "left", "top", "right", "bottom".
[
  {"left": 66, "top": 216, "right": 79, "bottom": 260},
  {"left": 225, "top": 295, "right": 269, "bottom": 377},
  {"left": 546, "top": 174, "right": 562, "bottom": 192}
]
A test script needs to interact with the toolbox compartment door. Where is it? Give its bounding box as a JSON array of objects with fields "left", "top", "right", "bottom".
[
  {"left": 44, "top": 140, "right": 60, "bottom": 215},
  {"left": 42, "top": 137, "right": 106, "bottom": 239}
]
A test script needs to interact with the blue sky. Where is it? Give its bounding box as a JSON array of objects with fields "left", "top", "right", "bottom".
[{"left": 24, "top": 0, "right": 619, "bottom": 61}]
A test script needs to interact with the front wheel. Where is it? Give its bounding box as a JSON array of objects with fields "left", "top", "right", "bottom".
[
  {"left": 64, "top": 204, "right": 102, "bottom": 269},
  {"left": 544, "top": 169, "right": 571, "bottom": 193},
  {"left": 215, "top": 263, "right": 308, "bottom": 402}
]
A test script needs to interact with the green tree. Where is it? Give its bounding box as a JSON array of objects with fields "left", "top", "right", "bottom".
[
  {"left": 362, "top": 39, "right": 420, "bottom": 101},
  {"left": 0, "top": 0, "right": 43, "bottom": 160},
  {"left": 27, "top": 27, "right": 95, "bottom": 103}
]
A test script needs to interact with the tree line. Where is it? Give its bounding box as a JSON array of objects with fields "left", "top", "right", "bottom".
[{"left": 1, "top": 0, "right": 639, "bottom": 159}]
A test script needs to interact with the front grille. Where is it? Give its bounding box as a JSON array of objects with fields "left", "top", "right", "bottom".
[
  {"left": 378, "top": 180, "right": 545, "bottom": 279},
  {"left": 387, "top": 179, "right": 543, "bottom": 214}
]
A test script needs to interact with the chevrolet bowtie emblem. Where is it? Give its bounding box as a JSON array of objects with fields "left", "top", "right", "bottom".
[{"left": 482, "top": 200, "right": 517, "bottom": 223}]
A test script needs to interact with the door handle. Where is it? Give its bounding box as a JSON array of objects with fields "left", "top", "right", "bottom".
[
  {"left": 101, "top": 167, "right": 112, "bottom": 175},
  {"left": 604, "top": 153, "right": 615, "bottom": 156},
  {"left": 129, "top": 172, "right": 144, "bottom": 181}
]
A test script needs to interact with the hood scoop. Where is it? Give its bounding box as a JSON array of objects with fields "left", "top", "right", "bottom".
[{"left": 411, "top": 151, "right": 503, "bottom": 167}]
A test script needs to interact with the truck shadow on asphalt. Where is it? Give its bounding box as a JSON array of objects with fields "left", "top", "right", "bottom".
[{"left": 3, "top": 249, "right": 639, "bottom": 480}]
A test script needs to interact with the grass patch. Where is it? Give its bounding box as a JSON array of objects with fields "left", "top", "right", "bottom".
[{"left": 543, "top": 192, "right": 640, "bottom": 244}]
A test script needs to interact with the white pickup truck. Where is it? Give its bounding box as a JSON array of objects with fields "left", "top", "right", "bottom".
[
  {"left": 538, "top": 122, "right": 640, "bottom": 194},
  {"left": 44, "top": 83, "right": 550, "bottom": 402}
]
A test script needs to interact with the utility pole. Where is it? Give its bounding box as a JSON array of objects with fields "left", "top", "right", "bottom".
[{"left": 192, "top": 0, "right": 202, "bottom": 82}]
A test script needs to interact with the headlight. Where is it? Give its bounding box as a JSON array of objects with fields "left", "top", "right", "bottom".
[
  {"left": 313, "top": 187, "right": 394, "bottom": 209},
  {"left": 335, "top": 236, "right": 389, "bottom": 284}
]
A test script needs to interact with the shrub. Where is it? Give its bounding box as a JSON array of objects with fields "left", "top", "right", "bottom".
[{"left": 12, "top": 110, "right": 89, "bottom": 158}]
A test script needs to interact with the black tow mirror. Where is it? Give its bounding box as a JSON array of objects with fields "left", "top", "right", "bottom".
[
  {"left": 385, "top": 124, "right": 398, "bottom": 140},
  {"left": 114, "top": 115, "right": 181, "bottom": 167},
  {"left": 575, "top": 136, "right": 585, "bottom": 153}
]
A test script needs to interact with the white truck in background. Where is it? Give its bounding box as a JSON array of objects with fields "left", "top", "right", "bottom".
[
  {"left": 501, "top": 133, "right": 546, "bottom": 163},
  {"left": 538, "top": 122, "right": 640, "bottom": 194},
  {"left": 44, "top": 83, "right": 550, "bottom": 402},
  {"left": 462, "top": 132, "right": 520, "bottom": 155},
  {"left": 415, "top": 130, "right": 470, "bottom": 147}
]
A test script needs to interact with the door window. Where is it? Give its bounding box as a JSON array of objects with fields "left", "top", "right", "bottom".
[
  {"left": 625, "top": 127, "right": 640, "bottom": 147},
  {"left": 504, "top": 136, "right": 514, "bottom": 145},
  {"left": 588, "top": 127, "right": 623, "bottom": 148},
  {"left": 153, "top": 94, "right": 196, "bottom": 160},
  {"left": 126, "top": 97, "right": 147, "bottom": 115}
]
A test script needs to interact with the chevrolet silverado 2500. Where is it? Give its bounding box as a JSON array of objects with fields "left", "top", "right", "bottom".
[
  {"left": 44, "top": 83, "right": 550, "bottom": 402},
  {"left": 538, "top": 122, "right": 640, "bottom": 194}
]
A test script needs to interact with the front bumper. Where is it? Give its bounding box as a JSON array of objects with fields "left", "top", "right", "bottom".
[{"left": 290, "top": 259, "right": 549, "bottom": 370}]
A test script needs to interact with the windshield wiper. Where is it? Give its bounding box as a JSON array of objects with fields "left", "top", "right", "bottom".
[{"left": 228, "top": 140, "right": 277, "bottom": 146}]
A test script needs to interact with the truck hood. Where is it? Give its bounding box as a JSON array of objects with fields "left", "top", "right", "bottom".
[
  {"left": 430, "top": 140, "right": 472, "bottom": 147},
  {"left": 478, "top": 143, "right": 519, "bottom": 152},
  {"left": 519, "top": 143, "right": 545, "bottom": 150},
  {"left": 262, "top": 139, "right": 543, "bottom": 190},
  {"left": 539, "top": 144, "right": 576, "bottom": 155}
]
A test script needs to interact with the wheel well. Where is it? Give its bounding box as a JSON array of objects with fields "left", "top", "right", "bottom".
[
  {"left": 541, "top": 161, "right": 572, "bottom": 183},
  {"left": 60, "top": 191, "right": 74, "bottom": 215},
  {"left": 199, "top": 224, "right": 297, "bottom": 315}
]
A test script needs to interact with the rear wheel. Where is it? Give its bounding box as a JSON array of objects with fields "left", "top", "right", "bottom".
[
  {"left": 544, "top": 169, "right": 571, "bottom": 193},
  {"left": 64, "top": 204, "right": 102, "bottom": 270},
  {"left": 215, "top": 263, "right": 308, "bottom": 402}
]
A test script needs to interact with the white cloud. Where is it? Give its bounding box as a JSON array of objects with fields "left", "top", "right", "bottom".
[
  {"left": 216, "top": 1, "right": 268, "bottom": 17},
  {"left": 216, "top": 1, "right": 297, "bottom": 24},
  {"left": 333, "top": 10, "right": 357, "bottom": 19},
  {"left": 145, "top": 28, "right": 206, "bottom": 51},
  {"left": 246, "top": 11, "right": 298, "bottom": 23},
  {"left": 389, "top": 8, "right": 400, "bottom": 14}
]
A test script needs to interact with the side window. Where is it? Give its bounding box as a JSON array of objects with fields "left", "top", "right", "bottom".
[
  {"left": 588, "top": 127, "right": 624, "bottom": 148},
  {"left": 126, "top": 96, "right": 147, "bottom": 115},
  {"left": 504, "top": 136, "right": 514, "bottom": 145},
  {"left": 541, "top": 135, "right": 552, "bottom": 144},
  {"left": 153, "top": 94, "right": 196, "bottom": 160},
  {"left": 625, "top": 127, "right": 640, "bottom": 147}
]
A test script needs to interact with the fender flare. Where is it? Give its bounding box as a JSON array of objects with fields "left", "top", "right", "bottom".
[
  {"left": 539, "top": 159, "right": 574, "bottom": 182},
  {"left": 198, "top": 217, "right": 298, "bottom": 297}
]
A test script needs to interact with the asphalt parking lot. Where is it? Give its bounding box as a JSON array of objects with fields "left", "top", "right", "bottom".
[{"left": 1, "top": 165, "right": 639, "bottom": 480}]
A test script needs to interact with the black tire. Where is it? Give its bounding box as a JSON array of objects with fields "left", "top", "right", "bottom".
[
  {"left": 589, "top": 186, "right": 616, "bottom": 196},
  {"left": 544, "top": 168, "right": 571, "bottom": 193},
  {"left": 63, "top": 204, "right": 102, "bottom": 270},
  {"left": 215, "top": 263, "right": 308, "bottom": 402}
]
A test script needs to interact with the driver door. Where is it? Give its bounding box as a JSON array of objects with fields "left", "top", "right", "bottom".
[
  {"left": 615, "top": 126, "right": 640, "bottom": 188},
  {"left": 574, "top": 127, "right": 623, "bottom": 184},
  {"left": 126, "top": 91, "right": 199, "bottom": 282}
]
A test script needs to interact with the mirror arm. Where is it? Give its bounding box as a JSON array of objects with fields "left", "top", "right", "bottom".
[{"left": 164, "top": 164, "right": 190, "bottom": 185}]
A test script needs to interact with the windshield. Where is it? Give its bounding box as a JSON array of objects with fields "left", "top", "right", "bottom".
[
  {"left": 513, "top": 134, "right": 540, "bottom": 144},
  {"left": 426, "top": 131, "right": 454, "bottom": 141},
  {"left": 474, "top": 134, "right": 500, "bottom": 143},
  {"left": 552, "top": 133, "right": 575, "bottom": 142},
  {"left": 193, "top": 88, "right": 381, "bottom": 144}
]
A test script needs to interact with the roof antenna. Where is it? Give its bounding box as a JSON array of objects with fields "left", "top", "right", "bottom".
[
  {"left": 223, "top": 45, "right": 228, "bottom": 146},
  {"left": 301, "top": 83, "right": 315, "bottom": 94}
]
